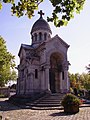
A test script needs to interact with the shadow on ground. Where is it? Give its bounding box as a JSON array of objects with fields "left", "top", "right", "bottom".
[
  {"left": 0, "top": 98, "right": 20, "bottom": 111},
  {"left": 49, "top": 111, "right": 76, "bottom": 117}
]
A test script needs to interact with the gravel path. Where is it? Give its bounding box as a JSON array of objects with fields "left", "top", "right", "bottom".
[{"left": 0, "top": 98, "right": 90, "bottom": 120}]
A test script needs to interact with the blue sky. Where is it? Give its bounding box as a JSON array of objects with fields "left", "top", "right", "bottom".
[{"left": 0, "top": 0, "right": 90, "bottom": 74}]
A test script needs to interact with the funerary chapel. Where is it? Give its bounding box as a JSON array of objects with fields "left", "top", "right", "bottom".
[{"left": 16, "top": 10, "right": 70, "bottom": 96}]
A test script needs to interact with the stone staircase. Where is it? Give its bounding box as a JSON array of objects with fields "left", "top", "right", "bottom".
[{"left": 26, "top": 93, "right": 65, "bottom": 109}]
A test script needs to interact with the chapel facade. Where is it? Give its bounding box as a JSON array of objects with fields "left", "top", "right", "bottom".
[{"left": 16, "top": 10, "right": 70, "bottom": 96}]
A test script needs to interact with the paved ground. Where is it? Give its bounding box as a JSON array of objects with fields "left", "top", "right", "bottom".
[{"left": 0, "top": 98, "right": 90, "bottom": 120}]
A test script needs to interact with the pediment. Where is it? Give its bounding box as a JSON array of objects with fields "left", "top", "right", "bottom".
[
  {"left": 46, "top": 35, "right": 70, "bottom": 49},
  {"left": 45, "top": 35, "right": 70, "bottom": 55}
]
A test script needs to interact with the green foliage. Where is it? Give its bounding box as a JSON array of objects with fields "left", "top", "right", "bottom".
[
  {"left": 61, "top": 93, "right": 81, "bottom": 107},
  {"left": 0, "top": 36, "right": 16, "bottom": 87},
  {"left": 69, "top": 72, "right": 90, "bottom": 90},
  {"left": 48, "top": 0, "right": 85, "bottom": 27},
  {"left": 11, "top": 0, "right": 44, "bottom": 18},
  {"left": 0, "top": 94, "right": 5, "bottom": 98},
  {"left": 9, "top": 70, "right": 17, "bottom": 81},
  {"left": 0, "top": 0, "right": 85, "bottom": 27},
  {"left": 0, "top": 2, "right": 2, "bottom": 9}
]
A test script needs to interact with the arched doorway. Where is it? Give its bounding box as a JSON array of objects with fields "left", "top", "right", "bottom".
[{"left": 49, "top": 52, "right": 63, "bottom": 93}]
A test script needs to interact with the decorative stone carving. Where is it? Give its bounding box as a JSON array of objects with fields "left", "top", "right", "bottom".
[{"left": 62, "top": 61, "right": 70, "bottom": 70}]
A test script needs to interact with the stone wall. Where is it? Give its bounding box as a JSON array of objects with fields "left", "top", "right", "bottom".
[{"left": 0, "top": 87, "right": 10, "bottom": 97}]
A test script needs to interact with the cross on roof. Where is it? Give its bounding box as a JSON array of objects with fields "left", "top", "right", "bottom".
[{"left": 38, "top": 10, "right": 44, "bottom": 18}]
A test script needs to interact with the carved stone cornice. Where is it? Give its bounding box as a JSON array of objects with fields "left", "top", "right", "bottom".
[{"left": 62, "top": 61, "right": 70, "bottom": 70}]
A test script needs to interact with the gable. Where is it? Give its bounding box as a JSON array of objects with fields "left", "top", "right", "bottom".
[
  {"left": 18, "top": 44, "right": 34, "bottom": 57},
  {"left": 45, "top": 35, "right": 70, "bottom": 54},
  {"left": 19, "top": 47, "right": 26, "bottom": 60}
]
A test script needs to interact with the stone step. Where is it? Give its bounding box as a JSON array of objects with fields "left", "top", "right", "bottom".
[
  {"left": 37, "top": 100, "right": 61, "bottom": 103},
  {"left": 31, "top": 93, "right": 65, "bottom": 108},
  {"left": 44, "top": 96, "right": 63, "bottom": 98},
  {"left": 41, "top": 98, "right": 63, "bottom": 101},
  {"left": 41, "top": 97, "right": 62, "bottom": 100},
  {"left": 24, "top": 105, "right": 63, "bottom": 110},
  {"left": 32, "top": 103, "right": 61, "bottom": 106},
  {"left": 35, "top": 103, "right": 61, "bottom": 107}
]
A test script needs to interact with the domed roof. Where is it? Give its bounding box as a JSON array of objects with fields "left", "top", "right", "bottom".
[{"left": 31, "top": 11, "right": 52, "bottom": 34}]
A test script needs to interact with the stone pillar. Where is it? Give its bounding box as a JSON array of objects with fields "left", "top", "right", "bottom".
[
  {"left": 41, "top": 70, "right": 45, "bottom": 91},
  {"left": 30, "top": 73, "right": 34, "bottom": 93},
  {"left": 45, "top": 65, "right": 50, "bottom": 92},
  {"left": 37, "top": 33, "right": 39, "bottom": 41},
  {"left": 24, "top": 68, "right": 27, "bottom": 95},
  {"left": 62, "top": 61, "right": 69, "bottom": 93},
  {"left": 42, "top": 32, "right": 44, "bottom": 41},
  {"left": 64, "top": 70, "right": 69, "bottom": 92},
  {"left": 17, "top": 67, "right": 21, "bottom": 95},
  {"left": 59, "top": 72, "right": 63, "bottom": 93}
]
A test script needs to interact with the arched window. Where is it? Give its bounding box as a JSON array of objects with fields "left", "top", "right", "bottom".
[
  {"left": 34, "top": 33, "right": 37, "bottom": 41},
  {"left": 39, "top": 32, "right": 42, "bottom": 41},
  {"left": 44, "top": 33, "right": 47, "bottom": 40}
]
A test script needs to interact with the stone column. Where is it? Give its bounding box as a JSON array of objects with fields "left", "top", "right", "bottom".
[
  {"left": 30, "top": 73, "right": 34, "bottom": 93},
  {"left": 59, "top": 72, "right": 63, "bottom": 93},
  {"left": 64, "top": 70, "right": 69, "bottom": 92},
  {"left": 24, "top": 68, "right": 27, "bottom": 95},
  {"left": 45, "top": 65, "right": 50, "bottom": 92},
  {"left": 41, "top": 70, "right": 45, "bottom": 91},
  {"left": 62, "top": 61, "right": 69, "bottom": 93},
  {"left": 17, "top": 67, "right": 21, "bottom": 95},
  {"left": 16, "top": 69, "right": 19, "bottom": 95}
]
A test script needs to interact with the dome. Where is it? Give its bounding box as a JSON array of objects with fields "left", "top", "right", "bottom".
[{"left": 31, "top": 17, "right": 52, "bottom": 34}]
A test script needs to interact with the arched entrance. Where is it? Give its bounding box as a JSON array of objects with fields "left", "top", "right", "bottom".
[{"left": 49, "top": 52, "right": 63, "bottom": 93}]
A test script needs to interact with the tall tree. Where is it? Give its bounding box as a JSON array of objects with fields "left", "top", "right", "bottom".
[
  {"left": 0, "top": 36, "right": 16, "bottom": 87},
  {"left": 0, "top": 0, "right": 85, "bottom": 27}
]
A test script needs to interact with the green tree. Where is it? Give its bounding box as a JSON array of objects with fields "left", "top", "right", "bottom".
[
  {"left": 69, "top": 72, "right": 90, "bottom": 90},
  {"left": 0, "top": 36, "right": 16, "bottom": 87},
  {"left": 69, "top": 72, "right": 77, "bottom": 88},
  {"left": 80, "top": 73, "right": 90, "bottom": 90},
  {"left": 10, "top": 70, "right": 17, "bottom": 81},
  {"left": 0, "top": 0, "right": 85, "bottom": 27}
]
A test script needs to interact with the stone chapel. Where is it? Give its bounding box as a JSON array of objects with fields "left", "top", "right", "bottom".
[{"left": 16, "top": 10, "right": 70, "bottom": 96}]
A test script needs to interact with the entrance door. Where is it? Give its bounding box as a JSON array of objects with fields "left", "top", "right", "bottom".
[
  {"left": 49, "top": 52, "right": 63, "bottom": 93},
  {"left": 49, "top": 69, "right": 56, "bottom": 93}
]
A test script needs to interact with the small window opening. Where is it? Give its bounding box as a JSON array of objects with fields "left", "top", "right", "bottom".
[
  {"left": 35, "top": 69, "right": 38, "bottom": 79},
  {"left": 62, "top": 71, "right": 64, "bottom": 80},
  {"left": 39, "top": 32, "right": 42, "bottom": 41}
]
